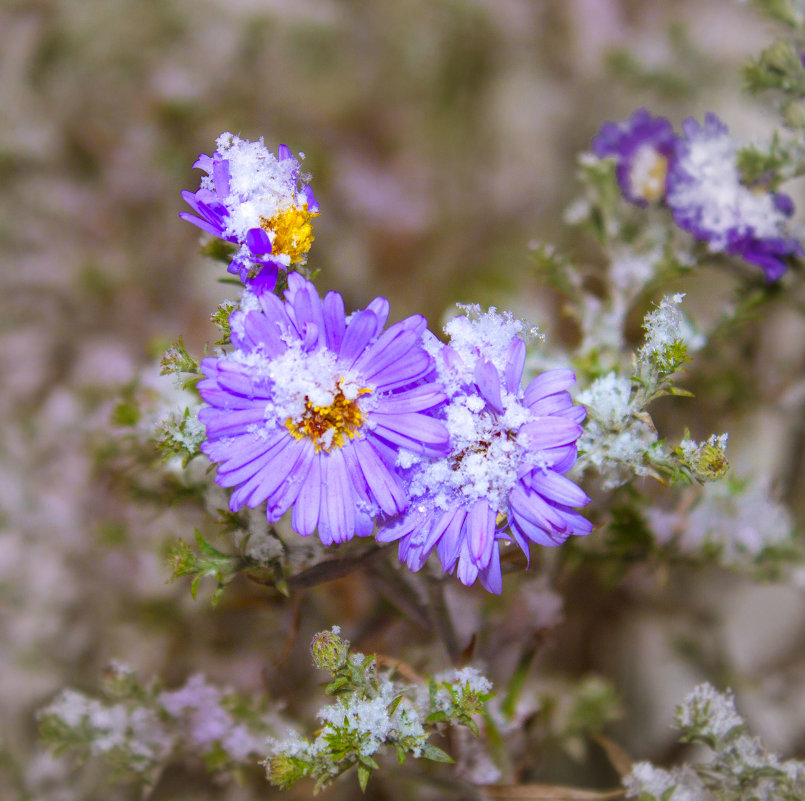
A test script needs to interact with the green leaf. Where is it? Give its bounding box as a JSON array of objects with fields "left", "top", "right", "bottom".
[
  {"left": 387, "top": 695, "right": 403, "bottom": 716},
  {"left": 420, "top": 743, "right": 454, "bottom": 763},
  {"left": 665, "top": 386, "right": 695, "bottom": 398},
  {"left": 324, "top": 676, "right": 349, "bottom": 695},
  {"left": 357, "top": 764, "right": 370, "bottom": 792},
  {"left": 359, "top": 754, "right": 380, "bottom": 770}
]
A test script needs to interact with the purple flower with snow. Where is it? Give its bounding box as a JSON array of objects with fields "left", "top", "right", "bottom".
[
  {"left": 197, "top": 273, "right": 449, "bottom": 545},
  {"left": 666, "top": 113, "right": 802, "bottom": 281},
  {"left": 180, "top": 132, "right": 320, "bottom": 293},
  {"left": 376, "top": 309, "right": 591, "bottom": 594},
  {"left": 592, "top": 108, "right": 677, "bottom": 206}
]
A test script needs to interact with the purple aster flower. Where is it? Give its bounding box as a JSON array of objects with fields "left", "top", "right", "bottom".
[
  {"left": 180, "top": 133, "right": 320, "bottom": 293},
  {"left": 666, "top": 113, "right": 802, "bottom": 281},
  {"left": 376, "top": 309, "right": 591, "bottom": 594},
  {"left": 197, "top": 273, "right": 449, "bottom": 546},
  {"left": 592, "top": 108, "right": 677, "bottom": 206}
]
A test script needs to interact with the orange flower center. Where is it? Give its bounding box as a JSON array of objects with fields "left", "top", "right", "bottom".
[{"left": 260, "top": 205, "right": 319, "bottom": 264}]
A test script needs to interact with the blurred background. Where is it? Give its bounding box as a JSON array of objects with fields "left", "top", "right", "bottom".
[{"left": 2, "top": 0, "right": 805, "bottom": 799}]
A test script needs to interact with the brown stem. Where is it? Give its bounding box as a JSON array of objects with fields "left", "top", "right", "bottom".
[
  {"left": 245, "top": 545, "right": 390, "bottom": 592},
  {"left": 425, "top": 575, "right": 461, "bottom": 663}
]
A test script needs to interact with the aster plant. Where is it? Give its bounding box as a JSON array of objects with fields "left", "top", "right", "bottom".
[
  {"left": 36, "top": 2, "right": 805, "bottom": 799},
  {"left": 377, "top": 308, "right": 591, "bottom": 593},
  {"left": 180, "top": 133, "right": 320, "bottom": 293},
  {"left": 592, "top": 110, "right": 803, "bottom": 280},
  {"left": 592, "top": 107, "right": 677, "bottom": 206},
  {"left": 198, "top": 272, "right": 448, "bottom": 545}
]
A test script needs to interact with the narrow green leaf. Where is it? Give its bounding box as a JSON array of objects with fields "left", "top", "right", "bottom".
[
  {"left": 357, "top": 764, "right": 370, "bottom": 792},
  {"left": 387, "top": 695, "right": 403, "bottom": 716},
  {"left": 420, "top": 743, "right": 454, "bottom": 763}
]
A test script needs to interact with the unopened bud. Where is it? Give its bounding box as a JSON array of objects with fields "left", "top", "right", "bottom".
[
  {"left": 311, "top": 628, "right": 348, "bottom": 672},
  {"left": 266, "top": 753, "right": 306, "bottom": 789}
]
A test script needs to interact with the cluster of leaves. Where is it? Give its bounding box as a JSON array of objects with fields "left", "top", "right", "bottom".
[
  {"left": 167, "top": 523, "right": 293, "bottom": 604},
  {"left": 742, "top": 0, "right": 805, "bottom": 176},
  {"left": 626, "top": 683, "right": 805, "bottom": 801},
  {"left": 264, "top": 629, "right": 492, "bottom": 793}
]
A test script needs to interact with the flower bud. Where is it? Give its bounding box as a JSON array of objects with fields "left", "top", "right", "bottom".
[
  {"left": 266, "top": 753, "right": 306, "bottom": 789},
  {"left": 311, "top": 628, "right": 348, "bottom": 672}
]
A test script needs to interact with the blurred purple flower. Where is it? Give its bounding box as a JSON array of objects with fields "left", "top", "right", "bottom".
[
  {"left": 376, "top": 310, "right": 591, "bottom": 594},
  {"left": 197, "top": 273, "right": 448, "bottom": 545},
  {"left": 666, "top": 113, "right": 802, "bottom": 281},
  {"left": 592, "top": 108, "right": 677, "bottom": 205},
  {"left": 180, "top": 133, "right": 320, "bottom": 292}
]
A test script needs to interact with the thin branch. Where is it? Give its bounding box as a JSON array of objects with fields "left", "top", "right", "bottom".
[{"left": 425, "top": 575, "right": 462, "bottom": 663}]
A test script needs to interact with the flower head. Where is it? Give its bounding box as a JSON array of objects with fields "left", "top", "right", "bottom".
[
  {"left": 666, "top": 114, "right": 802, "bottom": 280},
  {"left": 592, "top": 108, "right": 677, "bottom": 205},
  {"left": 197, "top": 273, "right": 448, "bottom": 545},
  {"left": 376, "top": 308, "right": 591, "bottom": 593},
  {"left": 180, "top": 133, "right": 320, "bottom": 292}
]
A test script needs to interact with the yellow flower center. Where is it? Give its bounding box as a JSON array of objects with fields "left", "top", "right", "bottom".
[
  {"left": 639, "top": 154, "right": 668, "bottom": 203},
  {"left": 285, "top": 384, "right": 371, "bottom": 453},
  {"left": 260, "top": 205, "right": 319, "bottom": 264}
]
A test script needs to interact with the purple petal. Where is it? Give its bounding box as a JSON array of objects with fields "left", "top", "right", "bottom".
[
  {"left": 244, "top": 263, "right": 279, "bottom": 297},
  {"left": 369, "top": 350, "right": 433, "bottom": 392},
  {"left": 556, "top": 404, "right": 587, "bottom": 424},
  {"left": 474, "top": 359, "right": 504, "bottom": 413},
  {"left": 178, "top": 211, "right": 222, "bottom": 237},
  {"left": 266, "top": 441, "right": 315, "bottom": 521},
  {"left": 422, "top": 507, "right": 461, "bottom": 555},
  {"left": 375, "top": 510, "right": 421, "bottom": 543},
  {"left": 317, "top": 450, "right": 355, "bottom": 545},
  {"left": 456, "top": 539, "right": 479, "bottom": 587},
  {"left": 373, "top": 383, "right": 446, "bottom": 414},
  {"left": 365, "top": 297, "right": 390, "bottom": 334},
  {"left": 371, "top": 414, "right": 449, "bottom": 457},
  {"left": 504, "top": 339, "right": 527, "bottom": 394},
  {"left": 323, "top": 291, "right": 346, "bottom": 352},
  {"left": 341, "top": 442, "right": 372, "bottom": 506},
  {"left": 468, "top": 500, "right": 496, "bottom": 567},
  {"left": 509, "top": 484, "right": 568, "bottom": 533},
  {"left": 339, "top": 310, "right": 379, "bottom": 367},
  {"left": 354, "top": 507, "right": 374, "bottom": 537},
  {"left": 301, "top": 184, "right": 319, "bottom": 213},
  {"left": 529, "top": 470, "right": 590, "bottom": 508},
  {"left": 214, "top": 362, "right": 271, "bottom": 399},
  {"left": 355, "top": 326, "right": 425, "bottom": 382},
  {"left": 241, "top": 309, "right": 287, "bottom": 357},
  {"left": 510, "top": 512, "right": 568, "bottom": 548},
  {"left": 436, "top": 505, "right": 467, "bottom": 572},
  {"left": 291, "top": 453, "right": 322, "bottom": 536},
  {"left": 527, "top": 391, "right": 573, "bottom": 416},
  {"left": 216, "top": 435, "right": 289, "bottom": 487},
  {"left": 212, "top": 157, "right": 231, "bottom": 198},
  {"left": 229, "top": 437, "right": 306, "bottom": 510},
  {"left": 506, "top": 520, "right": 532, "bottom": 566},
  {"left": 198, "top": 406, "right": 267, "bottom": 438},
  {"left": 353, "top": 439, "right": 407, "bottom": 516},
  {"left": 196, "top": 380, "right": 257, "bottom": 411},
  {"left": 543, "top": 498, "right": 594, "bottom": 536},
  {"left": 246, "top": 227, "right": 272, "bottom": 255},
  {"left": 258, "top": 291, "right": 295, "bottom": 333},
  {"left": 519, "top": 417, "right": 583, "bottom": 451},
  {"left": 478, "top": 544, "right": 502, "bottom": 594},
  {"left": 524, "top": 369, "right": 576, "bottom": 407}
]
